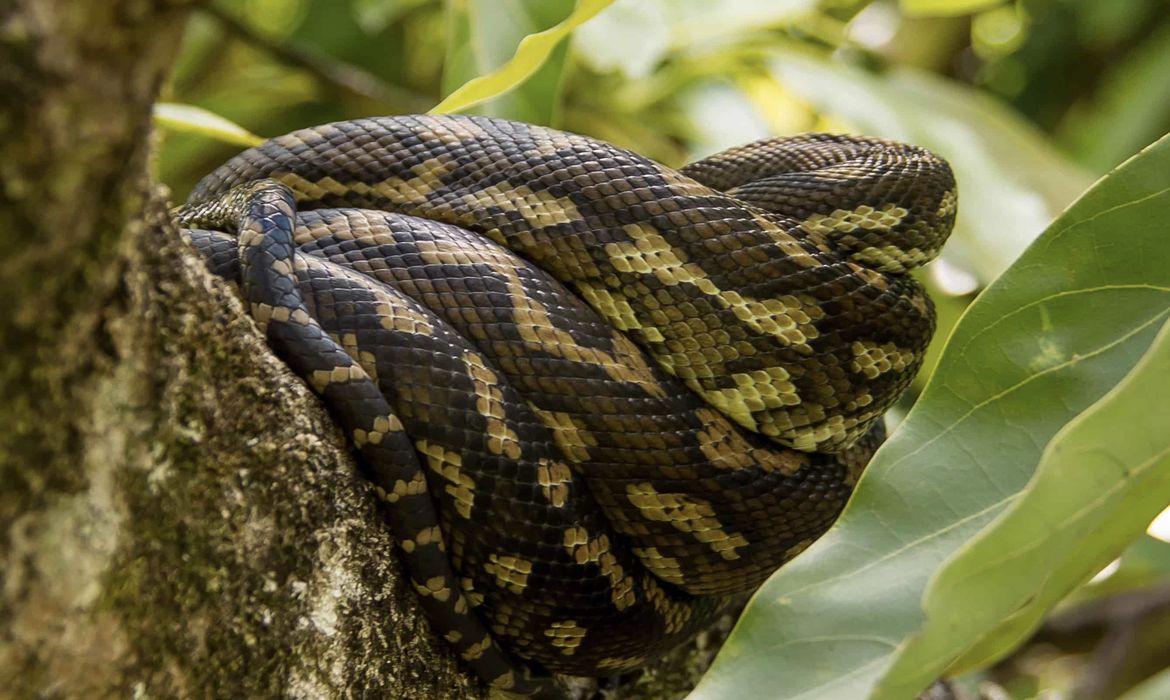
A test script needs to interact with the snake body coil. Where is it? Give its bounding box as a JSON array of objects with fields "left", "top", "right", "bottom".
[{"left": 178, "top": 115, "right": 955, "bottom": 694}]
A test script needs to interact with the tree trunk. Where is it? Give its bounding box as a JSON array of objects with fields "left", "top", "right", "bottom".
[
  {"left": 0, "top": 2, "right": 480, "bottom": 697},
  {"left": 0, "top": 3, "right": 720, "bottom": 698}
]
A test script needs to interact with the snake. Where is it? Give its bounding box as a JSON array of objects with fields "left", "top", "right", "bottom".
[{"left": 176, "top": 114, "right": 955, "bottom": 696}]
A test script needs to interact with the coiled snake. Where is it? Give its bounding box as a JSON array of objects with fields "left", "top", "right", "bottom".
[{"left": 177, "top": 114, "right": 956, "bottom": 695}]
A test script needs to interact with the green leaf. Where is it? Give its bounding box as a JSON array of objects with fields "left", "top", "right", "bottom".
[
  {"left": 900, "top": 0, "right": 1005, "bottom": 17},
  {"left": 440, "top": 0, "right": 576, "bottom": 124},
  {"left": 879, "top": 308, "right": 1170, "bottom": 696},
  {"left": 689, "top": 134, "right": 1170, "bottom": 700},
  {"left": 430, "top": 0, "right": 614, "bottom": 117},
  {"left": 153, "top": 102, "right": 263, "bottom": 147},
  {"left": 767, "top": 48, "right": 1092, "bottom": 283},
  {"left": 1119, "top": 666, "right": 1170, "bottom": 700}
]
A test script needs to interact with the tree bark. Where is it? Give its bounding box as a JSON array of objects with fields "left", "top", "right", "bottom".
[
  {"left": 0, "top": 2, "right": 479, "bottom": 697},
  {"left": 0, "top": 3, "right": 720, "bottom": 698}
]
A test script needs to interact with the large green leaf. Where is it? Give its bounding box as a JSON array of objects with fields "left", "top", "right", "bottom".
[
  {"left": 767, "top": 48, "right": 1092, "bottom": 283},
  {"left": 689, "top": 134, "right": 1170, "bottom": 700},
  {"left": 879, "top": 312, "right": 1170, "bottom": 697},
  {"left": 431, "top": 0, "right": 613, "bottom": 118}
]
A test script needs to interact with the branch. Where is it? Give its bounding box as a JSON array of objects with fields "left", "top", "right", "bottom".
[{"left": 198, "top": 2, "right": 433, "bottom": 113}]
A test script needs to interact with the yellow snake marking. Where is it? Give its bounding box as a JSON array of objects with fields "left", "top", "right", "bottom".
[
  {"left": 371, "top": 470, "right": 426, "bottom": 504},
  {"left": 462, "top": 634, "right": 494, "bottom": 661},
  {"left": 640, "top": 576, "right": 693, "bottom": 635},
  {"left": 629, "top": 546, "right": 685, "bottom": 586},
  {"left": 415, "top": 439, "right": 476, "bottom": 519},
  {"left": 801, "top": 203, "right": 909, "bottom": 236},
  {"left": 269, "top": 257, "right": 296, "bottom": 278},
  {"left": 277, "top": 154, "right": 458, "bottom": 207},
  {"left": 484, "top": 554, "right": 534, "bottom": 594},
  {"left": 937, "top": 190, "right": 958, "bottom": 218},
  {"left": 293, "top": 217, "right": 343, "bottom": 246},
  {"left": 460, "top": 576, "right": 486, "bottom": 609},
  {"left": 250, "top": 302, "right": 313, "bottom": 335},
  {"left": 401, "top": 525, "right": 444, "bottom": 554},
  {"left": 308, "top": 364, "right": 367, "bottom": 392},
  {"left": 530, "top": 131, "right": 583, "bottom": 160},
  {"left": 530, "top": 407, "right": 597, "bottom": 463},
  {"left": 413, "top": 575, "right": 453, "bottom": 603},
  {"left": 536, "top": 458, "right": 572, "bottom": 508},
  {"left": 373, "top": 299, "right": 435, "bottom": 336},
  {"left": 604, "top": 222, "right": 822, "bottom": 359},
  {"left": 444, "top": 630, "right": 463, "bottom": 644},
  {"left": 562, "top": 528, "right": 636, "bottom": 610},
  {"left": 701, "top": 366, "right": 805, "bottom": 434},
  {"left": 414, "top": 236, "right": 664, "bottom": 393},
  {"left": 791, "top": 414, "right": 852, "bottom": 453},
  {"left": 332, "top": 331, "right": 379, "bottom": 385},
  {"left": 353, "top": 414, "right": 404, "bottom": 448},
  {"left": 413, "top": 114, "right": 491, "bottom": 144},
  {"left": 694, "top": 407, "right": 805, "bottom": 475},
  {"left": 461, "top": 182, "right": 582, "bottom": 230},
  {"left": 850, "top": 340, "right": 918, "bottom": 379},
  {"left": 849, "top": 243, "right": 931, "bottom": 272},
  {"left": 744, "top": 395, "right": 861, "bottom": 452},
  {"left": 575, "top": 283, "right": 664, "bottom": 340},
  {"left": 596, "top": 656, "right": 647, "bottom": 671},
  {"left": 544, "top": 620, "right": 586, "bottom": 655},
  {"left": 459, "top": 350, "right": 523, "bottom": 459},
  {"left": 625, "top": 483, "right": 749, "bottom": 560},
  {"left": 749, "top": 211, "right": 833, "bottom": 261},
  {"left": 237, "top": 219, "right": 265, "bottom": 250}
]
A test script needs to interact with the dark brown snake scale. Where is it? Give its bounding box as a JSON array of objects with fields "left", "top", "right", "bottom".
[{"left": 177, "top": 114, "right": 955, "bottom": 695}]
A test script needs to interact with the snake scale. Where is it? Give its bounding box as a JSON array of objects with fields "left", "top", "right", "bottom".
[{"left": 176, "top": 114, "right": 956, "bottom": 695}]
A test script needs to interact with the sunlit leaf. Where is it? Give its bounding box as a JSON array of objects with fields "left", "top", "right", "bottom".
[
  {"left": 431, "top": 0, "right": 614, "bottom": 116},
  {"left": 689, "top": 135, "right": 1170, "bottom": 700},
  {"left": 153, "top": 103, "right": 263, "bottom": 148},
  {"left": 1119, "top": 666, "right": 1170, "bottom": 700},
  {"left": 767, "top": 48, "right": 1092, "bottom": 283},
  {"left": 900, "top": 0, "right": 1005, "bottom": 17},
  {"left": 440, "top": 0, "right": 575, "bottom": 124}
]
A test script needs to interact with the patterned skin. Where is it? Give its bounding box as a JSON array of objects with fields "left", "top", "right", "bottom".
[{"left": 177, "top": 115, "right": 954, "bottom": 695}]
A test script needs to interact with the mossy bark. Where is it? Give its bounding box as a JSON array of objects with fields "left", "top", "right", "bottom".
[
  {"left": 0, "top": 2, "right": 478, "bottom": 697},
  {"left": 0, "top": 3, "right": 721, "bottom": 698}
]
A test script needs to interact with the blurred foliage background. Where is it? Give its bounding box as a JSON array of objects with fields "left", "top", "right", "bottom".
[{"left": 157, "top": 1, "right": 1170, "bottom": 698}]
